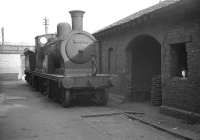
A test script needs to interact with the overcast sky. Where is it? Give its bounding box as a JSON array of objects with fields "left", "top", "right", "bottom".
[{"left": 0, "top": 0, "right": 160, "bottom": 45}]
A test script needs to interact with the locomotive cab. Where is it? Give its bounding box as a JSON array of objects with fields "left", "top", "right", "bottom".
[{"left": 35, "top": 34, "right": 56, "bottom": 72}]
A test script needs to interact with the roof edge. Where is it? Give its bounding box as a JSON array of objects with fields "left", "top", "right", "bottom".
[{"left": 93, "top": 0, "right": 182, "bottom": 36}]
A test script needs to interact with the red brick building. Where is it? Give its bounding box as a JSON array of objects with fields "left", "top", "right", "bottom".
[{"left": 94, "top": 0, "right": 200, "bottom": 120}]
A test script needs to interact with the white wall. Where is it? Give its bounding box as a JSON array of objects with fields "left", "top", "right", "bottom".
[{"left": 0, "top": 54, "right": 21, "bottom": 73}]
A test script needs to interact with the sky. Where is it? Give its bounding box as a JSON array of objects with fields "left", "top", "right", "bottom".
[{"left": 0, "top": 0, "right": 160, "bottom": 45}]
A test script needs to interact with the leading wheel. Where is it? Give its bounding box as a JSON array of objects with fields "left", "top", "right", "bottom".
[
  {"left": 94, "top": 89, "right": 108, "bottom": 106},
  {"left": 61, "top": 90, "right": 71, "bottom": 107}
]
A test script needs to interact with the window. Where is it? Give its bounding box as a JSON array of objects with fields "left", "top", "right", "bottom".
[
  {"left": 170, "top": 43, "right": 188, "bottom": 77},
  {"left": 108, "top": 48, "right": 113, "bottom": 73}
]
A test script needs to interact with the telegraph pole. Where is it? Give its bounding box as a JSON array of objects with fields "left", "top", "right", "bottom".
[{"left": 43, "top": 17, "right": 49, "bottom": 34}]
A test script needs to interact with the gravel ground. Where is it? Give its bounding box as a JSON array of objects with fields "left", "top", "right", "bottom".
[{"left": 0, "top": 80, "right": 185, "bottom": 140}]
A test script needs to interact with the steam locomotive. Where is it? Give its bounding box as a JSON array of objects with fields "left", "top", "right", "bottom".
[{"left": 24, "top": 10, "right": 113, "bottom": 107}]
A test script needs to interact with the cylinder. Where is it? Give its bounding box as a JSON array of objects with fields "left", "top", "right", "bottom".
[{"left": 69, "top": 10, "right": 85, "bottom": 31}]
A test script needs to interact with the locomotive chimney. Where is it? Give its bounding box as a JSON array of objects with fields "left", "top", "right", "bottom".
[{"left": 69, "top": 10, "right": 85, "bottom": 31}]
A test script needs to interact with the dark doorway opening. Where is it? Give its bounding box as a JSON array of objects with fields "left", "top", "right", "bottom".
[{"left": 127, "top": 35, "right": 161, "bottom": 102}]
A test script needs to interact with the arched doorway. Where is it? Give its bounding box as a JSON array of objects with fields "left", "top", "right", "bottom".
[{"left": 127, "top": 35, "right": 161, "bottom": 103}]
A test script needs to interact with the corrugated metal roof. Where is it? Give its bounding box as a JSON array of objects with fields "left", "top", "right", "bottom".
[{"left": 94, "top": 0, "right": 182, "bottom": 35}]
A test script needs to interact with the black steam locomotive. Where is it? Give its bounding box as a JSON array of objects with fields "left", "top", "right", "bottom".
[{"left": 24, "top": 10, "right": 113, "bottom": 107}]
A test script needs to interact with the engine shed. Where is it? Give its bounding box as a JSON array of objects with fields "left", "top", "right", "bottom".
[{"left": 94, "top": 0, "right": 200, "bottom": 120}]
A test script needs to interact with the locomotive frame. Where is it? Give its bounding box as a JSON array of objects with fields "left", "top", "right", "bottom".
[{"left": 24, "top": 10, "right": 113, "bottom": 107}]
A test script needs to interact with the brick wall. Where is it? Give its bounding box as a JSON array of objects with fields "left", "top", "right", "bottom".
[
  {"left": 163, "top": 77, "right": 200, "bottom": 114},
  {"left": 162, "top": 18, "right": 200, "bottom": 115},
  {"left": 96, "top": 15, "right": 168, "bottom": 98},
  {"left": 95, "top": 3, "right": 200, "bottom": 117}
]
